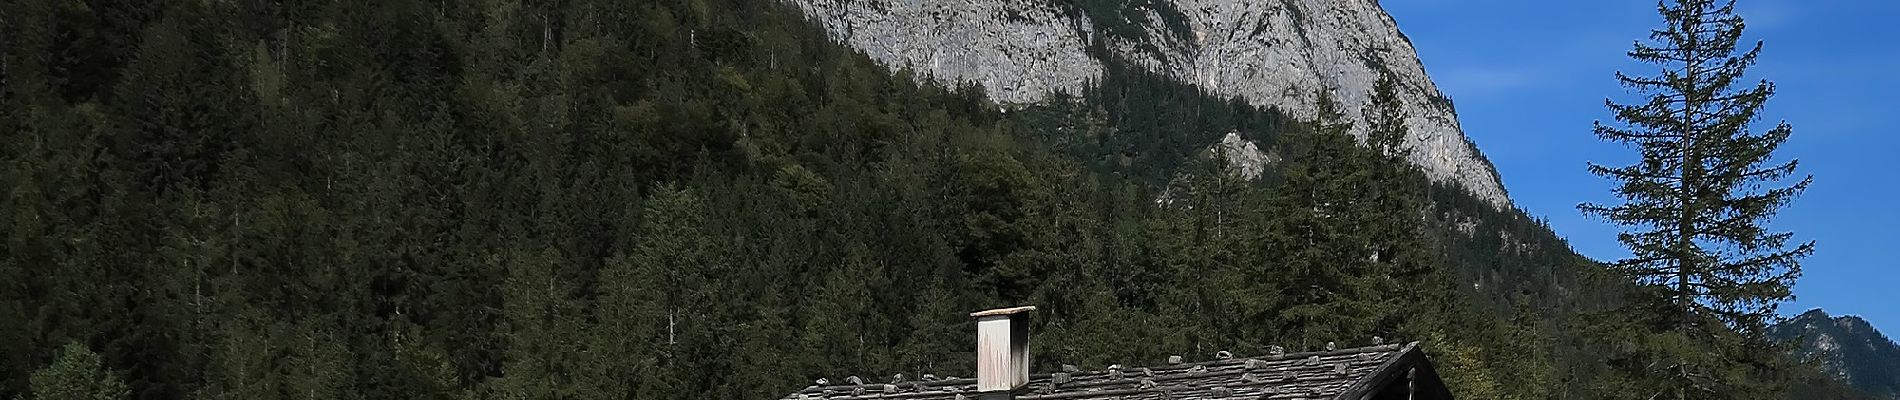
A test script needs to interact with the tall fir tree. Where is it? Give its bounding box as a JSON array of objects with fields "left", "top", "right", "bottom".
[
  {"left": 1264, "top": 93, "right": 1384, "bottom": 349},
  {"left": 1581, "top": 0, "right": 1813, "bottom": 398},
  {"left": 1363, "top": 74, "right": 1410, "bottom": 161},
  {"left": 1359, "top": 74, "right": 1431, "bottom": 338}
]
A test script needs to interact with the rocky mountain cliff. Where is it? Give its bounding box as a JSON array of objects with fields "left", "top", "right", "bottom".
[
  {"left": 1772, "top": 309, "right": 1900, "bottom": 399},
  {"left": 787, "top": 0, "right": 1511, "bottom": 207}
]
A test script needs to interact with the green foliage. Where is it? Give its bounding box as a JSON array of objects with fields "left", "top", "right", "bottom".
[
  {"left": 1058, "top": 0, "right": 1195, "bottom": 53},
  {"left": 1364, "top": 75, "right": 1410, "bottom": 160},
  {"left": 20, "top": 343, "right": 127, "bottom": 400},
  {"left": 0, "top": 0, "right": 1758, "bottom": 399},
  {"left": 1261, "top": 102, "right": 1388, "bottom": 347},
  {"left": 1582, "top": 1, "right": 1814, "bottom": 398}
]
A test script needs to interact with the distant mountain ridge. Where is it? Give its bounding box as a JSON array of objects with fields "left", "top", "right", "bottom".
[{"left": 1772, "top": 309, "right": 1900, "bottom": 399}]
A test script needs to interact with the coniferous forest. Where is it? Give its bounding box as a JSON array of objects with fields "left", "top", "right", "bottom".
[{"left": 0, "top": 0, "right": 1839, "bottom": 399}]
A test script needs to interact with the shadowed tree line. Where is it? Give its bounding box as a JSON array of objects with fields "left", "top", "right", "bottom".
[{"left": 0, "top": 0, "right": 1834, "bottom": 399}]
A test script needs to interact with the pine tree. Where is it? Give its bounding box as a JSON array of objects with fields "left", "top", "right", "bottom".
[
  {"left": 1363, "top": 74, "right": 1410, "bottom": 161},
  {"left": 896, "top": 277, "right": 966, "bottom": 377},
  {"left": 1265, "top": 93, "right": 1384, "bottom": 349},
  {"left": 485, "top": 246, "right": 591, "bottom": 400},
  {"left": 1581, "top": 1, "right": 1813, "bottom": 398},
  {"left": 800, "top": 242, "right": 890, "bottom": 376},
  {"left": 1360, "top": 74, "right": 1431, "bottom": 335},
  {"left": 20, "top": 343, "right": 129, "bottom": 400}
]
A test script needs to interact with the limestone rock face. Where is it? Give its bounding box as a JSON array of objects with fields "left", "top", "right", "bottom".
[
  {"left": 1212, "top": 132, "right": 1273, "bottom": 181},
  {"left": 788, "top": 0, "right": 1102, "bottom": 104},
  {"left": 786, "top": 0, "right": 1511, "bottom": 207}
]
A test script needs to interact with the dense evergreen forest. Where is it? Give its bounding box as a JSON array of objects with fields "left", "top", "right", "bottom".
[{"left": 2, "top": 0, "right": 1831, "bottom": 399}]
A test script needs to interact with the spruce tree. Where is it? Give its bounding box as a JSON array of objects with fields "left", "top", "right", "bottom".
[
  {"left": 1361, "top": 74, "right": 1430, "bottom": 337},
  {"left": 1265, "top": 93, "right": 1383, "bottom": 349},
  {"left": 1581, "top": 0, "right": 1812, "bottom": 398},
  {"left": 1363, "top": 74, "right": 1410, "bottom": 161}
]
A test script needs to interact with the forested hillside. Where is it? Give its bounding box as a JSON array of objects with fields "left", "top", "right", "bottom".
[
  {"left": 5, "top": 0, "right": 1610, "bottom": 399},
  {"left": 1773, "top": 310, "right": 1900, "bottom": 399}
]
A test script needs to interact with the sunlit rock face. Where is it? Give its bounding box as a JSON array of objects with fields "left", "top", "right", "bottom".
[
  {"left": 788, "top": 0, "right": 1104, "bottom": 104},
  {"left": 787, "top": 0, "right": 1510, "bottom": 207},
  {"left": 1212, "top": 132, "right": 1273, "bottom": 181}
]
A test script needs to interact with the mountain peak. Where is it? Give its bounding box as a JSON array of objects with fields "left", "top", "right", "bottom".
[
  {"left": 1788, "top": 308, "right": 1882, "bottom": 334},
  {"left": 786, "top": 0, "right": 1512, "bottom": 208},
  {"left": 1774, "top": 308, "right": 1900, "bottom": 399}
]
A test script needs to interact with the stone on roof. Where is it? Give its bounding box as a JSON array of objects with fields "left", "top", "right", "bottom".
[{"left": 781, "top": 342, "right": 1452, "bottom": 400}]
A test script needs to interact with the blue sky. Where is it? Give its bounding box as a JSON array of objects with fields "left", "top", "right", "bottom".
[{"left": 1381, "top": 0, "right": 1900, "bottom": 333}]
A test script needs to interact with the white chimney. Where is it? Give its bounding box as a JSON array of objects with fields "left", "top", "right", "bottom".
[{"left": 971, "top": 306, "right": 1036, "bottom": 393}]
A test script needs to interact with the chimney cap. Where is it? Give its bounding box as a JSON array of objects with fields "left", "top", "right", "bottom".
[{"left": 969, "top": 305, "right": 1037, "bottom": 318}]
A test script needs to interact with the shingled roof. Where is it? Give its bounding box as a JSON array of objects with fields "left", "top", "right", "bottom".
[{"left": 781, "top": 341, "right": 1452, "bottom": 400}]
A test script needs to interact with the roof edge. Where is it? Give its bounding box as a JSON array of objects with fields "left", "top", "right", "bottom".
[
  {"left": 970, "top": 306, "right": 1038, "bottom": 318},
  {"left": 1335, "top": 341, "right": 1424, "bottom": 400}
]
